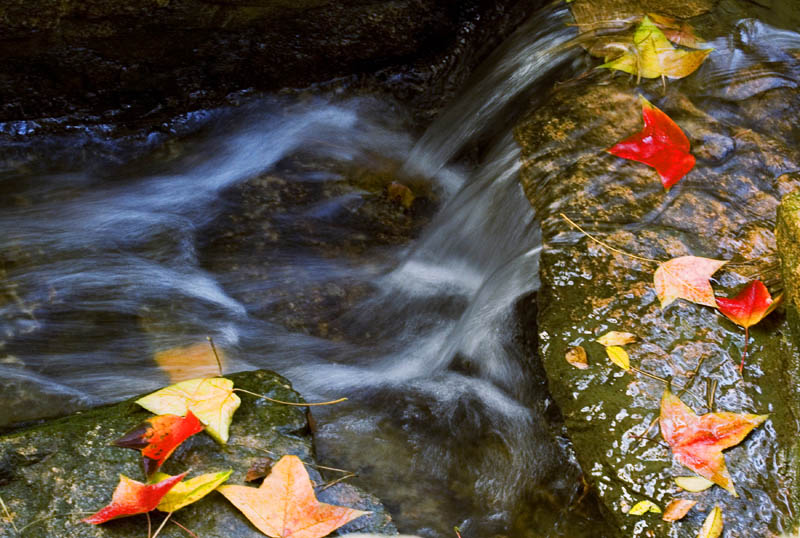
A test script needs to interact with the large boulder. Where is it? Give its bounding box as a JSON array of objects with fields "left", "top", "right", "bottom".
[
  {"left": 514, "top": 7, "right": 800, "bottom": 536},
  {"left": 0, "top": 370, "right": 395, "bottom": 537}
]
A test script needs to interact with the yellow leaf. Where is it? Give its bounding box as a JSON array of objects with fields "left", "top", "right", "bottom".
[
  {"left": 606, "top": 346, "right": 630, "bottom": 371},
  {"left": 155, "top": 342, "right": 226, "bottom": 384},
  {"left": 154, "top": 470, "right": 232, "bottom": 512},
  {"left": 697, "top": 506, "right": 723, "bottom": 538},
  {"left": 674, "top": 476, "right": 714, "bottom": 492},
  {"left": 217, "top": 455, "right": 369, "bottom": 538},
  {"left": 596, "top": 331, "right": 637, "bottom": 347},
  {"left": 136, "top": 377, "right": 241, "bottom": 444},
  {"left": 599, "top": 16, "right": 712, "bottom": 80},
  {"left": 629, "top": 500, "right": 661, "bottom": 515},
  {"left": 653, "top": 256, "right": 727, "bottom": 308},
  {"left": 565, "top": 346, "right": 589, "bottom": 369},
  {"left": 662, "top": 498, "right": 696, "bottom": 522}
]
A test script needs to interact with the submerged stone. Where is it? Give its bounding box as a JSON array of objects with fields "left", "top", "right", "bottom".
[
  {"left": 778, "top": 189, "right": 800, "bottom": 348},
  {"left": 0, "top": 370, "right": 395, "bottom": 537}
]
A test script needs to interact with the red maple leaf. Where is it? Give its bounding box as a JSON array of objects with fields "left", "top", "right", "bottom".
[
  {"left": 83, "top": 472, "right": 187, "bottom": 524},
  {"left": 608, "top": 96, "right": 695, "bottom": 190},
  {"left": 716, "top": 280, "right": 782, "bottom": 371},
  {"left": 659, "top": 387, "right": 767, "bottom": 496},
  {"left": 112, "top": 411, "right": 203, "bottom": 477}
]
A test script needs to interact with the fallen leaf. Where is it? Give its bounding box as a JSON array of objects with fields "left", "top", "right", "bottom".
[
  {"left": 660, "top": 387, "right": 768, "bottom": 496},
  {"left": 648, "top": 13, "right": 706, "bottom": 49},
  {"left": 697, "top": 506, "right": 723, "bottom": 538},
  {"left": 674, "top": 476, "right": 714, "bottom": 492},
  {"left": 629, "top": 500, "right": 661, "bottom": 515},
  {"left": 654, "top": 256, "right": 727, "bottom": 308},
  {"left": 112, "top": 411, "right": 204, "bottom": 477},
  {"left": 153, "top": 470, "right": 232, "bottom": 512},
  {"left": 566, "top": 346, "right": 589, "bottom": 369},
  {"left": 246, "top": 457, "right": 275, "bottom": 482},
  {"left": 599, "top": 16, "right": 712, "bottom": 79},
  {"left": 606, "top": 346, "right": 630, "bottom": 371},
  {"left": 217, "top": 455, "right": 369, "bottom": 538},
  {"left": 83, "top": 473, "right": 186, "bottom": 524},
  {"left": 662, "top": 499, "right": 696, "bottom": 522},
  {"left": 716, "top": 280, "right": 782, "bottom": 329},
  {"left": 136, "top": 377, "right": 241, "bottom": 444},
  {"left": 596, "top": 331, "right": 637, "bottom": 347},
  {"left": 155, "top": 342, "right": 226, "bottom": 384},
  {"left": 607, "top": 96, "right": 695, "bottom": 189}
]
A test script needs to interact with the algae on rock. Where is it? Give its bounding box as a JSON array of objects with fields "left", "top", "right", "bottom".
[{"left": 778, "top": 189, "right": 800, "bottom": 347}]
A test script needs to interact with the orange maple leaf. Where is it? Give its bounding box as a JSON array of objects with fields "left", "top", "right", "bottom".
[
  {"left": 659, "top": 387, "right": 768, "bottom": 496},
  {"left": 653, "top": 256, "right": 727, "bottom": 308},
  {"left": 217, "top": 455, "right": 369, "bottom": 538}
]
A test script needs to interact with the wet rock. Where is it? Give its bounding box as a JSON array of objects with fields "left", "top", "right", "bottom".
[
  {"left": 0, "top": 369, "right": 396, "bottom": 537},
  {"left": 0, "top": 0, "right": 537, "bottom": 127},
  {"left": 777, "top": 189, "right": 800, "bottom": 347},
  {"left": 514, "top": 64, "right": 800, "bottom": 537}
]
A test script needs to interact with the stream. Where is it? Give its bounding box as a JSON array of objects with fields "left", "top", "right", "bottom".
[{"left": 3, "top": 0, "right": 800, "bottom": 536}]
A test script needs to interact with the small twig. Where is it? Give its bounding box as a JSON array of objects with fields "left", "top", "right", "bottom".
[
  {"left": 559, "top": 213, "right": 661, "bottom": 264},
  {"left": 234, "top": 388, "right": 347, "bottom": 407},
  {"left": 229, "top": 444, "right": 354, "bottom": 475},
  {"left": 707, "top": 379, "right": 718, "bottom": 411},
  {"left": 147, "top": 512, "right": 152, "bottom": 538},
  {"left": 319, "top": 473, "right": 356, "bottom": 492},
  {"left": 0, "top": 495, "right": 18, "bottom": 535},
  {"left": 207, "top": 336, "right": 224, "bottom": 377},
  {"left": 172, "top": 519, "right": 200, "bottom": 538},
  {"left": 454, "top": 527, "right": 464, "bottom": 538},
  {"left": 152, "top": 512, "right": 173, "bottom": 538}
]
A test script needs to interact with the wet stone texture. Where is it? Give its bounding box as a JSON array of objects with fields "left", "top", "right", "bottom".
[
  {"left": 0, "top": 370, "right": 395, "bottom": 537},
  {"left": 514, "top": 61, "right": 800, "bottom": 537},
  {"left": 778, "top": 189, "right": 800, "bottom": 349}
]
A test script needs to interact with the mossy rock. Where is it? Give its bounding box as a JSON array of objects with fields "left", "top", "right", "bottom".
[
  {"left": 0, "top": 370, "right": 395, "bottom": 537},
  {"left": 777, "top": 189, "right": 800, "bottom": 347}
]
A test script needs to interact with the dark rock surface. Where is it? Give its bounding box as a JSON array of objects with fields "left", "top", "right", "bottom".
[
  {"left": 778, "top": 190, "right": 800, "bottom": 349},
  {"left": 0, "top": 0, "right": 537, "bottom": 127},
  {"left": 514, "top": 7, "right": 800, "bottom": 536},
  {"left": 0, "top": 370, "right": 395, "bottom": 537}
]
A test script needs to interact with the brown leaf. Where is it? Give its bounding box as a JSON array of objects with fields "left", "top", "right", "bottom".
[
  {"left": 246, "top": 457, "right": 275, "bottom": 483},
  {"left": 662, "top": 498, "right": 696, "bottom": 522},
  {"left": 653, "top": 256, "right": 727, "bottom": 308},
  {"left": 566, "top": 346, "right": 589, "bottom": 369},
  {"left": 155, "top": 342, "right": 226, "bottom": 383},
  {"left": 596, "top": 331, "right": 637, "bottom": 347}
]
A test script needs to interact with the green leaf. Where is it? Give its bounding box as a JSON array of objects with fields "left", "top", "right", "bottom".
[{"left": 153, "top": 470, "right": 233, "bottom": 512}]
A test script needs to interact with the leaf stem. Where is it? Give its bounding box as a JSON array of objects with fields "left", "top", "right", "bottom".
[
  {"left": 233, "top": 388, "right": 347, "bottom": 407},
  {"left": 559, "top": 213, "right": 661, "bottom": 264},
  {"left": 0, "top": 495, "right": 18, "bottom": 535},
  {"left": 319, "top": 472, "right": 356, "bottom": 492},
  {"left": 147, "top": 512, "right": 152, "bottom": 538},
  {"left": 206, "top": 336, "right": 224, "bottom": 377},
  {"left": 152, "top": 512, "right": 172, "bottom": 538},
  {"left": 172, "top": 518, "right": 200, "bottom": 538}
]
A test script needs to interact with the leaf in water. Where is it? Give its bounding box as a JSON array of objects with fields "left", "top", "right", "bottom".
[
  {"left": 607, "top": 96, "right": 695, "bottom": 189},
  {"left": 697, "top": 506, "right": 723, "bottom": 538},
  {"left": 716, "top": 280, "right": 782, "bottom": 329},
  {"left": 82, "top": 473, "right": 186, "bottom": 524},
  {"left": 662, "top": 498, "right": 696, "bottom": 522},
  {"left": 606, "top": 346, "right": 630, "bottom": 371},
  {"left": 654, "top": 256, "right": 727, "bottom": 308},
  {"left": 112, "top": 411, "right": 204, "bottom": 477},
  {"left": 659, "top": 387, "right": 768, "bottom": 496},
  {"left": 674, "top": 476, "right": 714, "bottom": 492},
  {"left": 596, "top": 331, "right": 637, "bottom": 347},
  {"left": 629, "top": 500, "right": 661, "bottom": 515},
  {"left": 217, "top": 455, "right": 369, "bottom": 538},
  {"left": 153, "top": 470, "right": 232, "bottom": 512},
  {"left": 599, "top": 16, "right": 712, "bottom": 79},
  {"left": 155, "top": 342, "right": 226, "bottom": 383},
  {"left": 566, "top": 346, "right": 589, "bottom": 369},
  {"left": 648, "top": 13, "right": 706, "bottom": 49},
  {"left": 136, "top": 377, "right": 241, "bottom": 444}
]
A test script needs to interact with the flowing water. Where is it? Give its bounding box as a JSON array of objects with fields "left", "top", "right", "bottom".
[{"left": 3, "top": 0, "right": 800, "bottom": 536}]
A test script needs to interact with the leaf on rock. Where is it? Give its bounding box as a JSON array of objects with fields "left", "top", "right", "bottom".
[
  {"left": 83, "top": 473, "right": 187, "bottom": 524},
  {"left": 596, "top": 331, "right": 637, "bottom": 347},
  {"left": 662, "top": 499, "right": 696, "bottom": 522},
  {"left": 155, "top": 342, "right": 226, "bottom": 384},
  {"left": 648, "top": 13, "right": 706, "bottom": 49},
  {"left": 607, "top": 96, "right": 695, "bottom": 189},
  {"left": 246, "top": 457, "right": 275, "bottom": 482},
  {"left": 654, "top": 256, "right": 727, "bottom": 308},
  {"left": 697, "top": 506, "right": 723, "bottom": 538},
  {"left": 674, "top": 476, "right": 714, "bottom": 492},
  {"left": 153, "top": 470, "right": 232, "bottom": 513},
  {"left": 136, "top": 377, "right": 241, "bottom": 444},
  {"left": 599, "top": 16, "right": 712, "bottom": 79},
  {"left": 217, "top": 455, "right": 369, "bottom": 538},
  {"left": 716, "top": 280, "right": 782, "bottom": 329},
  {"left": 659, "top": 387, "right": 768, "bottom": 496},
  {"left": 629, "top": 500, "right": 661, "bottom": 515},
  {"left": 566, "top": 346, "right": 589, "bottom": 369},
  {"left": 112, "top": 411, "right": 204, "bottom": 477},
  {"left": 606, "top": 346, "right": 630, "bottom": 371}
]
